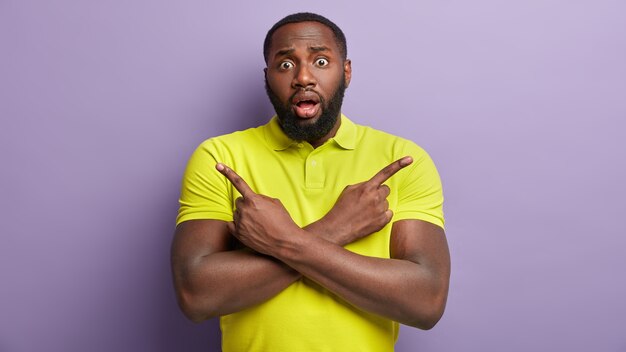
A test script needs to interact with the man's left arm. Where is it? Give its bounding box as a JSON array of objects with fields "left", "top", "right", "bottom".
[{"left": 270, "top": 218, "right": 450, "bottom": 330}]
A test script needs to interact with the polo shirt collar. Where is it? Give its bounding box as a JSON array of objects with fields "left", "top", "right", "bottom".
[
  {"left": 265, "top": 116, "right": 294, "bottom": 151},
  {"left": 331, "top": 114, "right": 356, "bottom": 150},
  {"left": 265, "top": 114, "right": 356, "bottom": 151}
]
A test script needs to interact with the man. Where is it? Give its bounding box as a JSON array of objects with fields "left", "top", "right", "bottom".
[{"left": 171, "top": 12, "right": 450, "bottom": 352}]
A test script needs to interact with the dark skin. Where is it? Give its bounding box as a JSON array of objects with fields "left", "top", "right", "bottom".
[
  {"left": 265, "top": 21, "right": 350, "bottom": 147},
  {"left": 171, "top": 21, "right": 451, "bottom": 329}
]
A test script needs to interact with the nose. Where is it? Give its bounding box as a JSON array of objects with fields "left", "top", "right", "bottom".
[{"left": 292, "top": 64, "right": 317, "bottom": 89}]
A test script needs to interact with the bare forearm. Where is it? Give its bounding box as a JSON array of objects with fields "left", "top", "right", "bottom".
[
  {"left": 274, "top": 233, "right": 448, "bottom": 329},
  {"left": 174, "top": 221, "right": 335, "bottom": 321},
  {"left": 176, "top": 248, "right": 300, "bottom": 321}
]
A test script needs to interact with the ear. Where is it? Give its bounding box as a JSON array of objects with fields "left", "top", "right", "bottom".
[{"left": 343, "top": 59, "right": 352, "bottom": 87}]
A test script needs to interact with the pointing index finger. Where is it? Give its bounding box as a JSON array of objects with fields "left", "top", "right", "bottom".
[
  {"left": 216, "top": 163, "right": 255, "bottom": 198},
  {"left": 368, "top": 156, "right": 413, "bottom": 186}
]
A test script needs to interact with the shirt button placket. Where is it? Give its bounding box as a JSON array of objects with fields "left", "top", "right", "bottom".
[{"left": 305, "top": 154, "right": 324, "bottom": 189}]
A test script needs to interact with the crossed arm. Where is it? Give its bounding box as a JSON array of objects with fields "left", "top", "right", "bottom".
[{"left": 170, "top": 157, "right": 450, "bottom": 329}]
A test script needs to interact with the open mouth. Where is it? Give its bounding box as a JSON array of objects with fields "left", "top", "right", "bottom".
[
  {"left": 292, "top": 94, "right": 321, "bottom": 118},
  {"left": 296, "top": 100, "right": 317, "bottom": 109}
]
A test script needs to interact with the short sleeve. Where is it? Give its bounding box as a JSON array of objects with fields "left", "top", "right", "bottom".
[
  {"left": 393, "top": 143, "right": 445, "bottom": 229},
  {"left": 176, "top": 140, "right": 233, "bottom": 225}
]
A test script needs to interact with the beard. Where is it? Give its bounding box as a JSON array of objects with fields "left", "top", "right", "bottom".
[{"left": 265, "top": 76, "right": 346, "bottom": 143}]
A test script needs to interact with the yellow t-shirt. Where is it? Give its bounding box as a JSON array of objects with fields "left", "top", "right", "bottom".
[{"left": 177, "top": 115, "right": 444, "bottom": 352}]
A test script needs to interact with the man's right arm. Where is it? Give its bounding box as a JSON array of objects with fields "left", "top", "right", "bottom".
[
  {"left": 171, "top": 219, "right": 302, "bottom": 322},
  {"left": 170, "top": 212, "right": 376, "bottom": 322}
]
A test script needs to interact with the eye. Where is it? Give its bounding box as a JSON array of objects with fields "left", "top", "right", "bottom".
[
  {"left": 279, "top": 61, "right": 294, "bottom": 70},
  {"left": 315, "top": 58, "right": 329, "bottom": 67}
]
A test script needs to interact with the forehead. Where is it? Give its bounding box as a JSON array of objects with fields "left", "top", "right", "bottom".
[{"left": 269, "top": 21, "right": 339, "bottom": 56}]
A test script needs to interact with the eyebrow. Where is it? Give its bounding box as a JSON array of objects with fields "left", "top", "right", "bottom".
[
  {"left": 273, "top": 45, "right": 331, "bottom": 59},
  {"left": 275, "top": 48, "right": 295, "bottom": 58},
  {"left": 309, "top": 45, "right": 330, "bottom": 53}
]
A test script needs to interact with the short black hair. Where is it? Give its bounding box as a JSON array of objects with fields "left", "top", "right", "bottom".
[{"left": 263, "top": 12, "right": 347, "bottom": 64}]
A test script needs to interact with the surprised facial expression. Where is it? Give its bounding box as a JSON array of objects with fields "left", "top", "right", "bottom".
[{"left": 265, "top": 21, "right": 352, "bottom": 147}]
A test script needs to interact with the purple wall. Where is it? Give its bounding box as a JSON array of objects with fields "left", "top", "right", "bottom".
[{"left": 2, "top": 1, "right": 625, "bottom": 351}]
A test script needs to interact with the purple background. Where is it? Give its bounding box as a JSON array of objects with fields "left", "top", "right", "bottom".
[{"left": 2, "top": 1, "right": 625, "bottom": 351}]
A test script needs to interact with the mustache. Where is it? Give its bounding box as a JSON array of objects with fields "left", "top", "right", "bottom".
[{"left": 290, "top": 88, "right": 323, "bottom": 105}]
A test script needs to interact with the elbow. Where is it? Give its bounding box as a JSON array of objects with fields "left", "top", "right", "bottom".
[
  {"left": 406, "top": 290, "right": 448, "bottom": 330},
  {"left": 171, "top": 261, "right": 220, "bottom": 323},
  {"left": 411, "top": 309, "right": 444, "bottom": 330},
  {"left": 175, "top": 286, "right": 219, "bottom": 324}
]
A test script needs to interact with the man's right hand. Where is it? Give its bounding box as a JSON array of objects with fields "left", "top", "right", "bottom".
[{"left": 312, "top": 156, "right": 413, "bottom": 246}]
